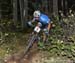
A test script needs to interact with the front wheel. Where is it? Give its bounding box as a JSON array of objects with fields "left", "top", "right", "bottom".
[{"left": 24, "top": 34, "right": 38, "bottom": 56}]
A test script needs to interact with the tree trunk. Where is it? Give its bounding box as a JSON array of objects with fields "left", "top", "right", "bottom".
[
  {"left": 64, "top": 0, "right": 68, "bottom": 15},
  {"left": 61, "top": 0, "right": 64, "bottom": 11},
  {"left": 53, "top": 0, "right": 58, "bottom": 15},
  {"left": 13, "top": 0, "right": 17, "bottom": 25},
  {"left": 23, "top": 0, "right": 28, "bottom": 28},
  {"left": 48, "top": 0, "right": 53, "bottom": 16},
  {"left": 0, "top": 3, "right": 1, "bottom": 20},
  {"left": 19, "top": 0, "right": 27, "bottom": 29}
]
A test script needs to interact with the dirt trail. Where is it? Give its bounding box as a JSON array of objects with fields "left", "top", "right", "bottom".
[
  {"left": 4, "top": 49, "right": 39, "bottom": 63},
  {"left": 4, "top": 49, "right": 73, "bottom": 63},
  {"left": 3, "top": 49, "right": 73, "bottom": 63}
]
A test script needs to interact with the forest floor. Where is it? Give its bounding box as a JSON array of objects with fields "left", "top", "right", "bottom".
[
  {"left": 0, "top": 16, "right": 75, "bottom": 63},
  {"left": 4, "top": 50, "right": 73, "bottom": 63},
  {"left": 0, "top": 33, "right": 73, "bottom": 63}
]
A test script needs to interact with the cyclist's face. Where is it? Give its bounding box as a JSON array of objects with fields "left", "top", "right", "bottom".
[{"left": 35, "top": 17, "right": 39, "bottom": 20}]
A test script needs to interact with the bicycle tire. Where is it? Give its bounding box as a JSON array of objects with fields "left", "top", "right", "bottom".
[{"left": 23, "top": 34, "right": 38, "bottom": 56}]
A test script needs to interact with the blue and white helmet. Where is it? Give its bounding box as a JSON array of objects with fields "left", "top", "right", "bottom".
[{"left": 33, "top": 10, "right": 41, "bottom": 17}]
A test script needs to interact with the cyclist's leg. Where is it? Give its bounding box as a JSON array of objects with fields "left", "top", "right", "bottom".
[
  {"left": 42, "top": 32, "right": 46, "bottom": 42},
  {"left": 43, "top": 24, "right": 49, "bottom": 43},
  {"left": 43, "top": 31, "right": 48, "bottom": 43},
  {"left": 43, "top": 22, "right": 52, "bottom": 40}
]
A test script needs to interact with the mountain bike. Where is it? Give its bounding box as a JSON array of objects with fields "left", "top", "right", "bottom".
[{"left": 22, "top": 26, "right": 42, "bottom": 58}]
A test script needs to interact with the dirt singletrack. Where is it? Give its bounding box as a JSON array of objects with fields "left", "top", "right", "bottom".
[
  {"left": 4, "top": 42, "right": 39, "bottom": 63},
  {"left": 4, "top": 49, "right": 39, "bottom": 63}
]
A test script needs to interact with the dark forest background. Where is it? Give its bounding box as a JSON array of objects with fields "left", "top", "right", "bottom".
[{"left": 0, "top": 0, "right": 75, "bottom": 63}]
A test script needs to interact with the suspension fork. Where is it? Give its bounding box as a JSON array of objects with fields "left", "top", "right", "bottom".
[{"left": 24, "top": 33, "right": 38, "bottom": 55}]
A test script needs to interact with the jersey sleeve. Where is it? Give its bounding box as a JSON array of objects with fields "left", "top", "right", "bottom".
[
  {"left": 32, "top": 18, "right": 36, "bottom": 22},
  {"left": 48, "top": 19, "right": 51, "bottom": 23}
]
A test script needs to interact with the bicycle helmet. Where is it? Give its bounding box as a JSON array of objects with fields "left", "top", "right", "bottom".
[{"left": 33, "top": 10, "right": 41, "bottom": 17}]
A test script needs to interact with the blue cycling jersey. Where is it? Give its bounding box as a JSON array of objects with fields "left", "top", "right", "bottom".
[
  {"left": 34, "top": 13, "right": 50, "bottom": 25},
  {"left": 39, "top": 14, "right": 50, "bottom": 25}
]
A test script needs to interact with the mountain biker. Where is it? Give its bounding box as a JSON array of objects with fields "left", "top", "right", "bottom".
[{"left": 27, "top": 10, "right": 51, "bottom": 42}]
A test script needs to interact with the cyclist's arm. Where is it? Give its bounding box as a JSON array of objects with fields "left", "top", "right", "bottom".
[
  {"left": 47, "top": 19, "right": 51, "bottom": 31},
  {"left": 31, "top": 18, "right": 35, "bottom": 23},
  {"left": 48, "top": 23, "right": 51, "bottom": 31},
  {"left": 27, "top": 18, "right": 35, "bottom": 27}
]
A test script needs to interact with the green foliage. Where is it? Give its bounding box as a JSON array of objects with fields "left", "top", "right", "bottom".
[
  {"left": 0, "top": 19, "right": 21, "bottom": 32},
  {"left": 36, "top": 15, "right": 75, "bottom": 61},
  {"left": 43, "top": 15, "right": 75, "bottom": 61},
  {"left": 38, "top": 41, "right": 44, "bottom": 47},
  {"left": 44, "top": 37, "right": 75, "bottom": 60},
  {"left": 0, "top": 31, "right": 27, "bottom": 58},
  {"left": 0, "top": 12, "right": 75, "bottom": 62}
]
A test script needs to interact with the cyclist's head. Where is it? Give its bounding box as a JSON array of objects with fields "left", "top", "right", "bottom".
[{"left": 33, "top": 10, "right": 41, "bottom": 18}]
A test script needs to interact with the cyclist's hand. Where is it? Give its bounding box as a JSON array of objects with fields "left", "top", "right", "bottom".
[
  {"left": 27, "top": 21, "right": 35, "bottom": 28},
  {"left": 43, "top": 29, "right": 49, "bottom": 35},
  {"left": 27, "top": 21, "right": 32, "bottom": 26}
]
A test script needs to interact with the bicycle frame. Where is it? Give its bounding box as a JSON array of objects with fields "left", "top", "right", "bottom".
[{"left": 21, "top": 26, "right": 41, "bottom": 58}]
